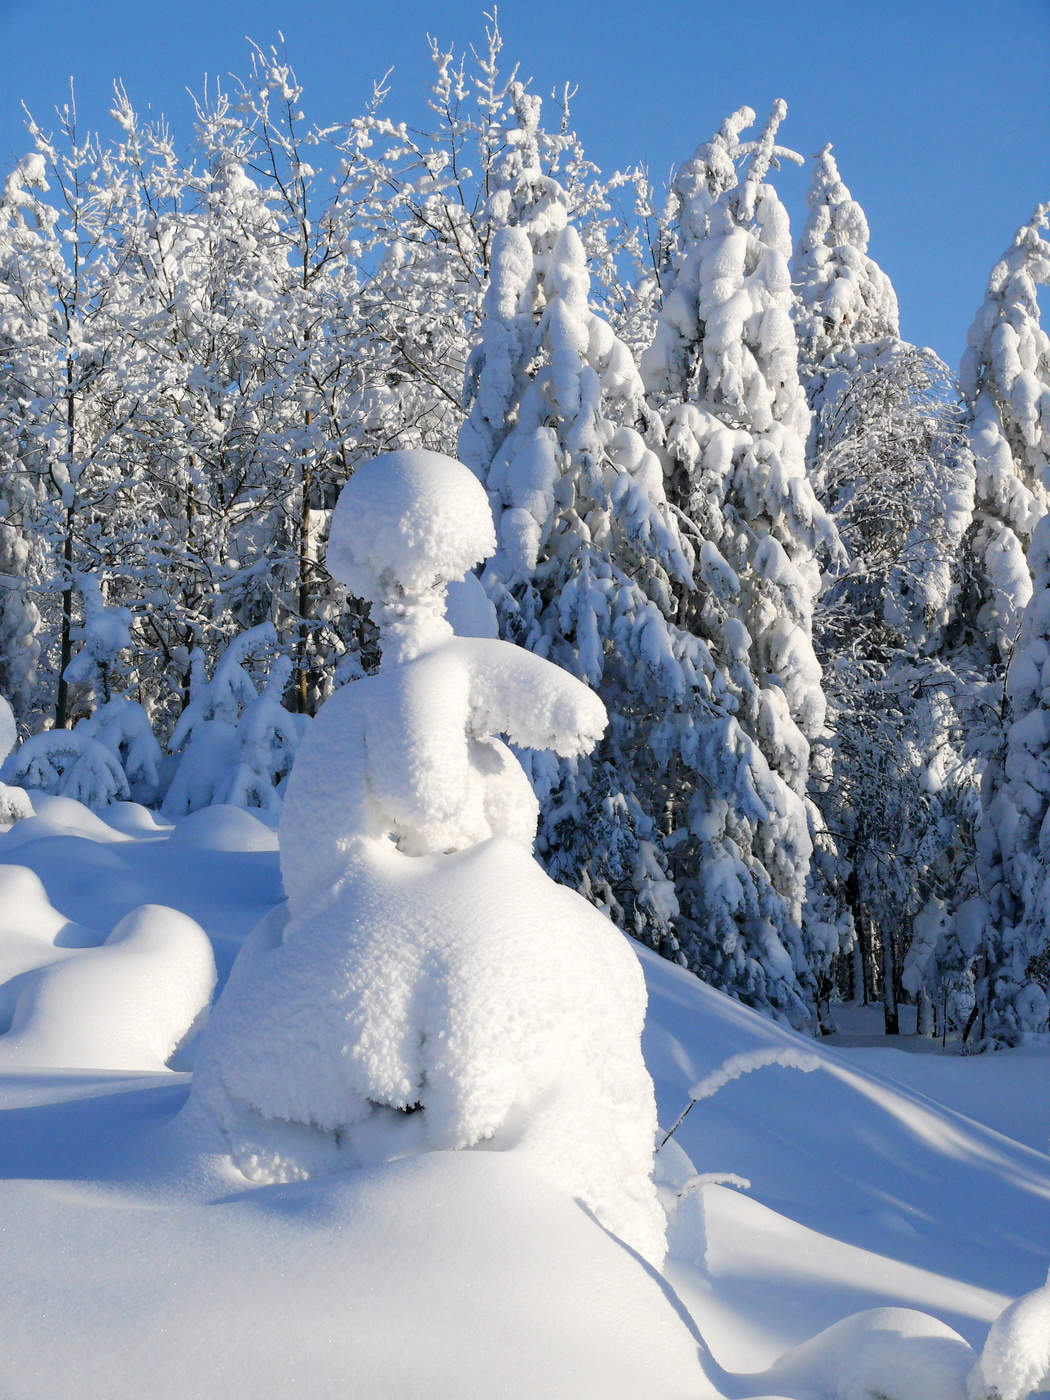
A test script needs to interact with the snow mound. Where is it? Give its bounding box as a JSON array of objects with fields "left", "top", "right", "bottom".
[
  {"left": 325, "top": 449, "right": 496, "bottom": 602},
  {"left": 170, "top": 804, "right": 279, "bottom": 852},
  {"left": 100, "top": 801, "right": 172, "bottom": 836},
  {"left": 1, "top": 792, "right": 132, "bottom": 847},
  {"left": 193, "top": 835, "right": 664, "bottom": 1262},
  {"left": 0, "top": 903, "right": 216, "bottom": 1070},
  {"left": 757, "top": 1306, "right": 974, "bottom": 1400},
  {"left": 969, "top": 1282, "right": 1050, "bottom": 1400},
  {"left": 0, "top": 1145, "right": 706, "bottom": 1400},
  {"left": 0, "top": 864, "right": 96, "bottom": 1030}
]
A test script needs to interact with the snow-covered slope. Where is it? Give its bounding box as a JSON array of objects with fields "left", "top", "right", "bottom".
[{"left": 0, "top": 798, "right": 1047, "bottom": 1398}]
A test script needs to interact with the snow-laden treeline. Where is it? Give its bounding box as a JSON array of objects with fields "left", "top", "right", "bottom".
[{"left": 0, "top": 21, "right": 1048, "bottom": 1048}]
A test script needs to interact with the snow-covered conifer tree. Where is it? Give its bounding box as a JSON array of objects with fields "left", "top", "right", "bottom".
[
  {"left": 459, "top": 83, "right": 713, "bottom": 961},
  {"left": 958, "top": 204, "right": 1050, "bottom": 661},
  {"left": 641, "top": 103, "right": 844, "bottom": 1028},
  {"left": 792, "top": 148, "right": 985, "bottom": 1032},
  {"left": 792, "top": 144, "right": 899, "bottom": 401},
  {"left": 974, "top": 512, "right": 1050, "bottom": 1046}
]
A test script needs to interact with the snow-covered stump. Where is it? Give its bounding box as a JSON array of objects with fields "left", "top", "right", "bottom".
[{"left": 189, "top": 449, "right": 667, "bottom": 1267}]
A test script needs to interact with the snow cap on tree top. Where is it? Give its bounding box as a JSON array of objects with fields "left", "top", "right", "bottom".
[{"left": 326, "top": 450, "right": 497, "bottom": 603}]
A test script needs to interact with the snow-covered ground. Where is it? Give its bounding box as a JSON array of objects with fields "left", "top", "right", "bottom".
[{"left": 0, "top": 796, "right": 1047, "bottom": 1398}]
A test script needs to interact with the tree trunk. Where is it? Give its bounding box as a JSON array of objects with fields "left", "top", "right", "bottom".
[
  {"left": 882, "top": 929, "right": 900, "bottom": 1036},
  {"left": 55, "top": 503, "right": 75, "bottom": 730},
  {"left": 295, "top": 452, "right": 312, "bottom": 715}
]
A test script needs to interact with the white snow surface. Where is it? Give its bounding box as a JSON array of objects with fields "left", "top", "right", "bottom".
[{"left": 0, "top": 802, "right": 1048, "bottom": 1398}]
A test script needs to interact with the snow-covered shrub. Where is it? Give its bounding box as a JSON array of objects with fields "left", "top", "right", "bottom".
[
  {"left": 191, "top": 449, "right": 667, "bottom": 1266},
  {"left": 78, "top": 697, "right": 163, "bottom": 807},
  {"left": 63, "top": 572, "right": 134, "bottom": 708},
  {"left": 163, "top": 625, "right": 304, "bottom": 818},
  {"left": 4, "top": 727, "right": 129, "bottom": 809}
]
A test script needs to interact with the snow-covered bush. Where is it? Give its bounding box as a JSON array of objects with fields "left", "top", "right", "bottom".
[
  {"left": 163, "top": 625, "right": 303, "bottom": 818},
  {"left": 4, "top": 727, "right": 129, "bottom": 809},
  {"left": 63, "top": 572, "right": 134, "bottom": 709},
  {"left": 78, "top": 697, "right": 163, "bottom": 807},
  {"left": 191, "top": 449, "right": 667, "bottom": 1266}
]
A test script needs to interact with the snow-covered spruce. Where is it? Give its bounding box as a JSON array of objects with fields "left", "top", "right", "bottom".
[
  {"left": 641, "top": 102, "right": 846, "bottom": 1029},
  {"left": 792, "top": 143, "right": 899, "bottom": 402},
  {"left": 959, "top": 203, "right": 1050, "bottom": 661},
  {"left": 975, "top": 512, "right": 1050, "bottom": 1046},
  {"left": 190, "top": 449, "right": 667, "bottom": 1267},
  {"left": 458, "top": 82, "right": 694, "bottom": 965}
]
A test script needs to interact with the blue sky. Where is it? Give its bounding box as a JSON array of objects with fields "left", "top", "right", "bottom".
[{"left": 0, "top": 0, "right": 1046, "bottom": 367}]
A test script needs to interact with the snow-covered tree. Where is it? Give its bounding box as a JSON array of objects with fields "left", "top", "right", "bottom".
[
  {"left": 458, "top": 82, "right": 707, "bottom": 962},
  {"left": 974, "top": 513, "right": 1050, "bottom": 1046},
  {"left": 163, "top": 624, "right": 303, "bottom": 817},
  {"left": 792, "top": 144, "right": 899, "bottom": 400},
  {"left": 958, "top": 204, "right": 1050, "bottom": 662},
  {"left": 812, "top": 343, "right": 979, "bottom": 1030},
  {"left": 641, "top": 102, "right": 844, "bottom": 1028}
]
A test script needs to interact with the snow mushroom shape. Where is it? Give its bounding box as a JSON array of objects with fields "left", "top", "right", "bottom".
[
  {"left": 324, "top": 449, "right": 496, "bottom": 603},
  {"left": 190, "top": 449, "right": 666, "bottom": 1267}
]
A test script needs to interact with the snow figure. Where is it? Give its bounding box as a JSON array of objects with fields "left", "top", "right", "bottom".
[
  {"left": 0, "top": 694, "right": 30, "bottom": 822},
  {"left": 190, "top": 449, "right": 667, "bottom": 1267}
]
